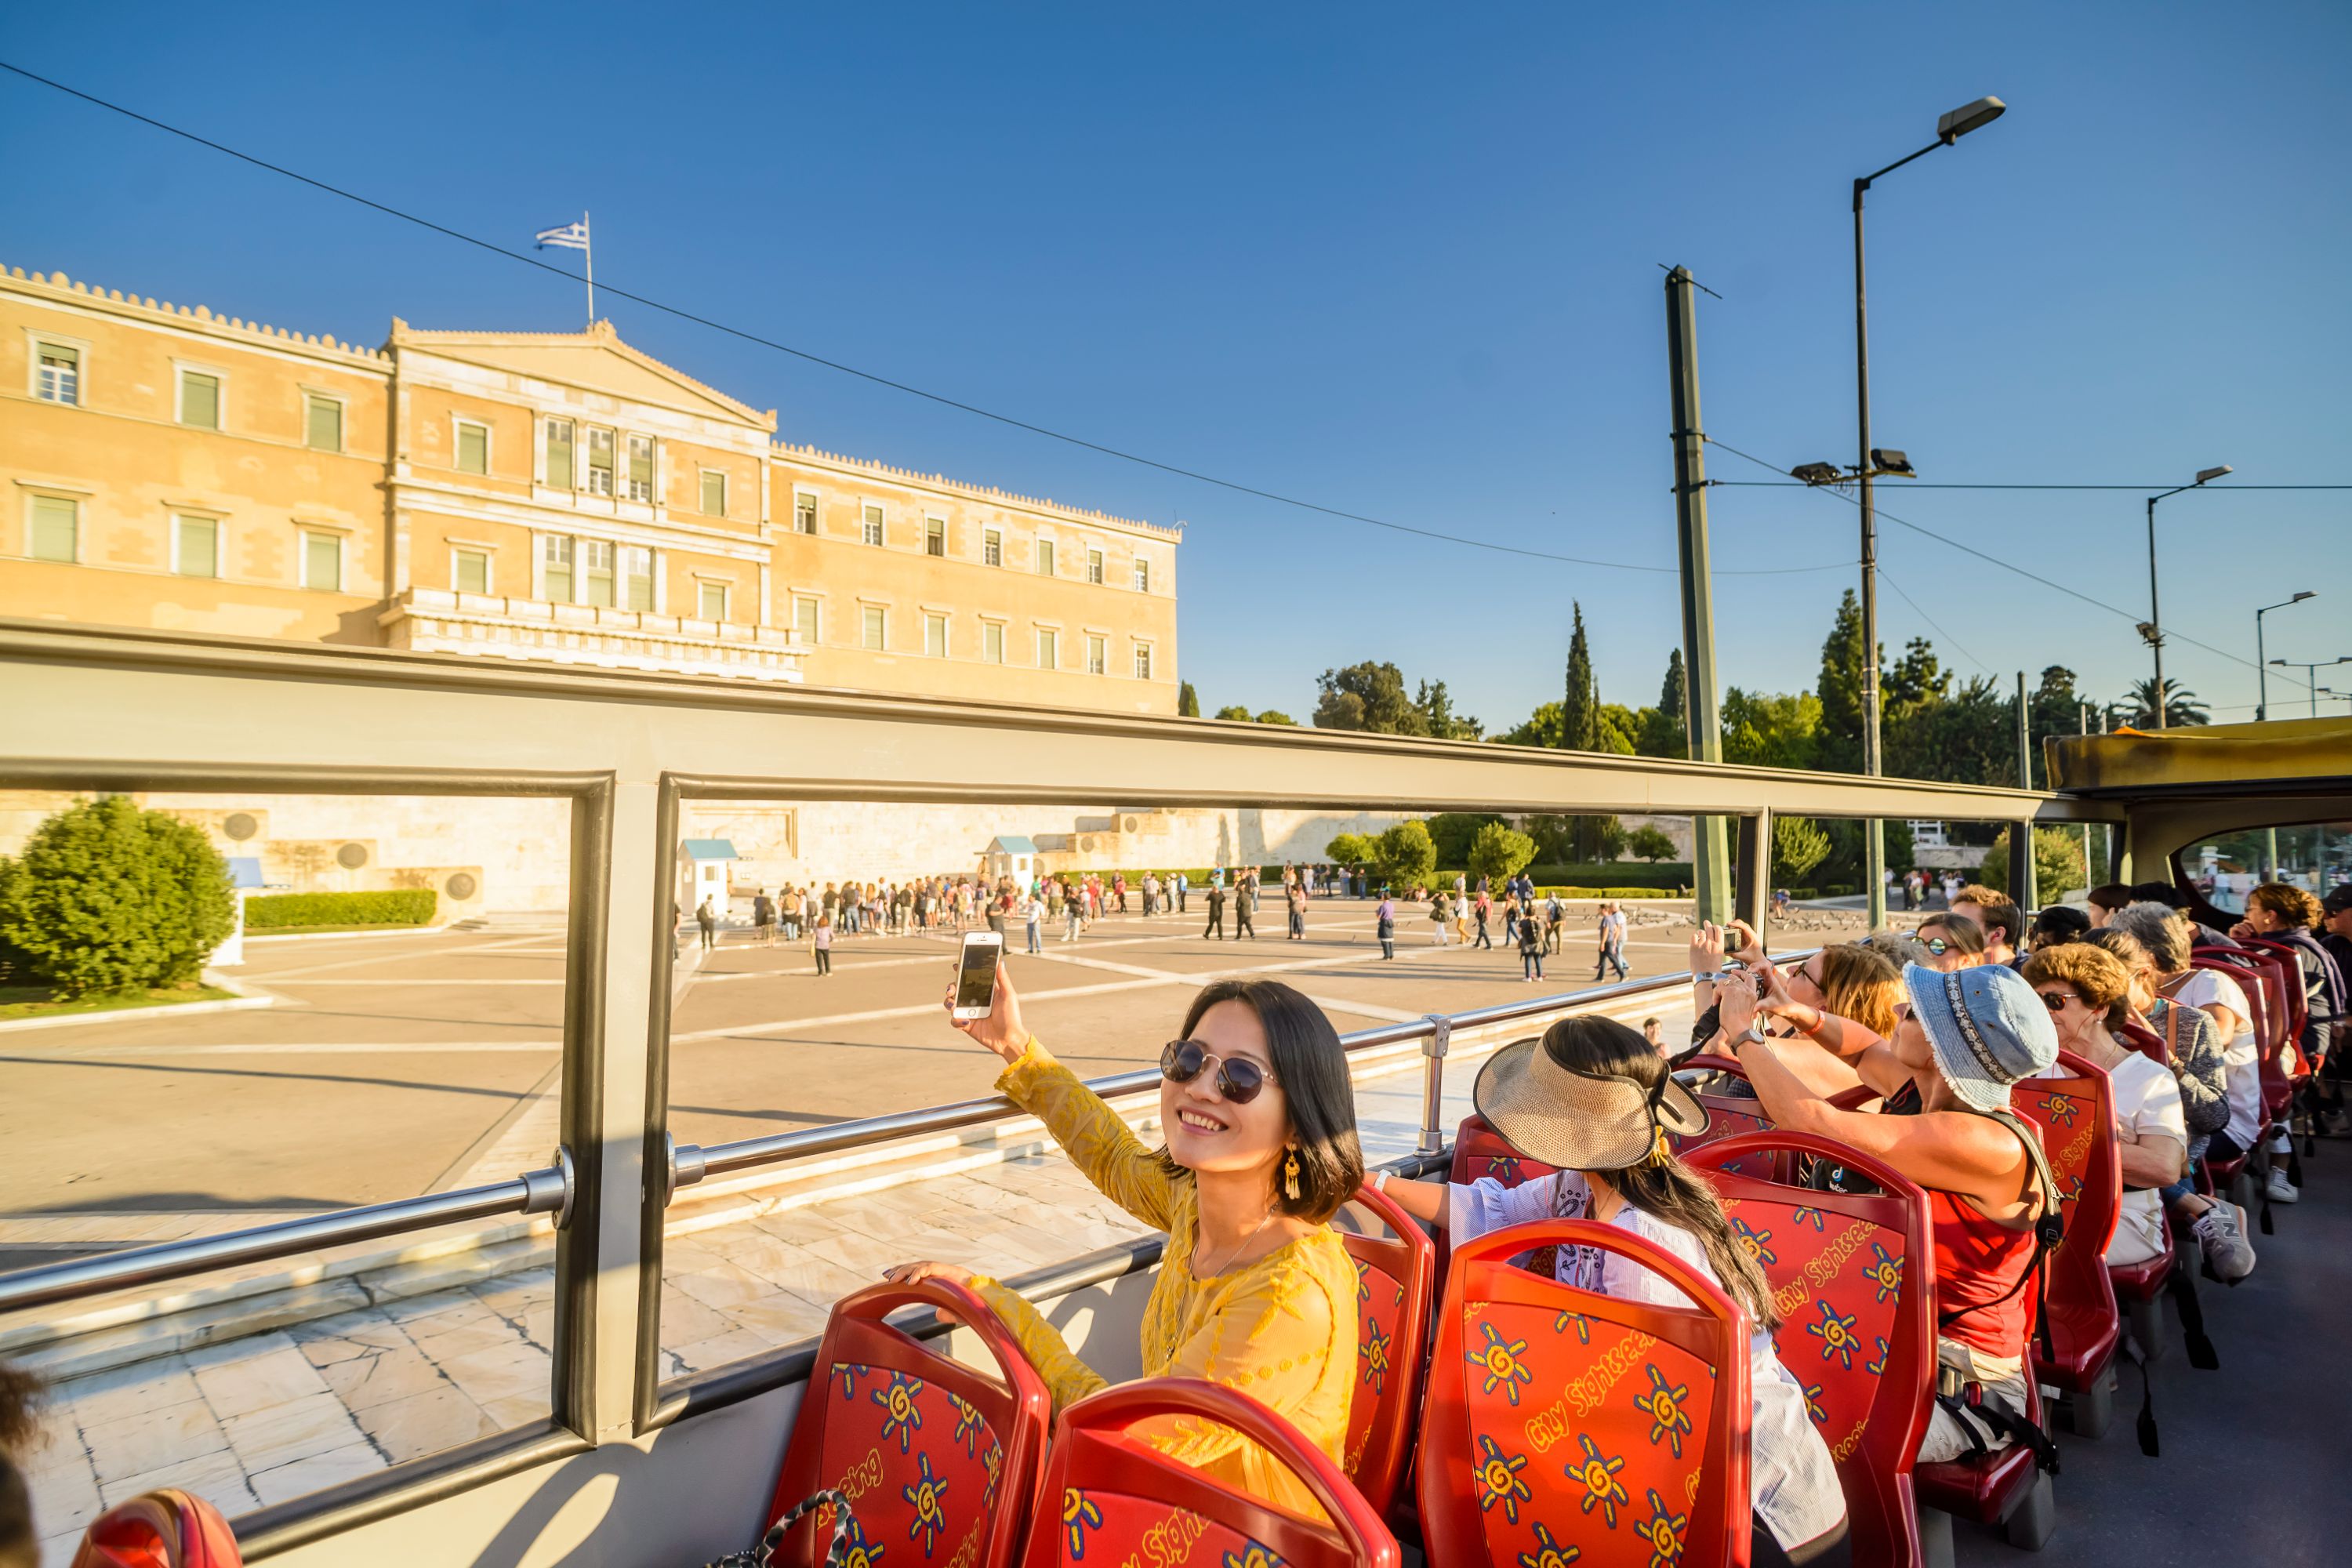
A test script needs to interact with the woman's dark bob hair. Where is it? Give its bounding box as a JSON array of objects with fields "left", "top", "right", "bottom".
[{"left": 1164, "top": 978, "right": 1365, "bottom": 1224}]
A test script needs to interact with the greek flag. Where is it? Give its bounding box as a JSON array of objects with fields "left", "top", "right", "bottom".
[{"left": 535, "top": 220, "right": 590, "bottom": 252}]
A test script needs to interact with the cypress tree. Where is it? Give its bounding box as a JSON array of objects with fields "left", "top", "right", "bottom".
[{"left": 1560, "top": 603, "right": 1601, "bottom": 753}]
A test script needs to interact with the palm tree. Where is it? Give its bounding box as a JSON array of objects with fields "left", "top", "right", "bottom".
[{"left": 2110, "top": 677, "right": 2209, "bottom": 729}]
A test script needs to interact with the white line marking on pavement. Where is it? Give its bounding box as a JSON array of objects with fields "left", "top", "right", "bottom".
[
  {"left": 267, "top": 978, "right": 570, "bottom": 985},
  {"left": 10, "top": 1040, "right": 562, "bottom": 1058}
]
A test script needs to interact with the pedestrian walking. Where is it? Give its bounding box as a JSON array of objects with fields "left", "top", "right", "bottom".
[
  {"left": 753, "top": 890, "right": 775, "bottom": 946},
  {"left": 1543, "top": 892, "right": 1565, "bottom": 955},
  {"left": 1233, "top": 881, "right": 1257, "bottom": 939},
  {"left": 1518, "top": 906, "right": 1545, "bottom": 982},
  {"left": 1376, "top": 891, "right": 1396, "bottom": 960},
  {"left": 1429, "top": 888, "right": 1450, "bottom": 946},
  {"left": 695, "top": 895, "right": 718, "bottom": 950},
  {"left": 1472, "top": 891, "right": 1494, "bottom": 949},
  {"left": 1452, "top": 892, "right": 1472, "bottom": 946},
  {"left": 1287, "top": 879, "right": 1308, "bottom": 940},
  {"left": 1023, "top": 890, "right": 1044, "bottom": 954},
  {"left": 1203, "top": 881, "right": 1227, "bottom": 938},
  {"left": 1594, "top": 900, "right": 1629, "bottom": 982},
  {"left": 1063, "top": 892, "right": 1084, "bottom": 942},
  {"left": 811, "top": 910, "right": 833, "bottom": 975}
]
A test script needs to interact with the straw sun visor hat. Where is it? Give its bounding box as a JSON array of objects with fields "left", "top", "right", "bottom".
[{"left": 1472, "top": 1023, "right": 1708, "bottom": 1171}]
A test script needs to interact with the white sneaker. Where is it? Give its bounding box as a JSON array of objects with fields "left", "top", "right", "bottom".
[
  {"left": 2191, "top": 1203, "right": 2256, "bottom": 1281},
  {"left": 2264, "top": 1166, "right": 2300, "bottom": 1205},
  {"left": 2265, "top": 1127, "right": 2293, "bottom": 1156}
]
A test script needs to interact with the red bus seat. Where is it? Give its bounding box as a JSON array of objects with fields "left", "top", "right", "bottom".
[
  {"left": 2009, "top": 1051, "right": 2123, "bottom": 1423},
  {"left": 1420, "top": 1218, "right": 1751, "bottom": 1568},
  {"left": 1911, "top": 1379, "right": 2053, "bottom": 1535},
  {"left": 1023, "top": 1379, "right": 1399, "bottom": 1568},
  {"left": 1336, "top": 1181, "right": 1436, "bottom": 1519},
  {"left": 1450, "top": 1111, "right": 1558, "bottom": 1190},
  {"left": 767, "top": 1277, "right": 1051, "bottom": 1568},
  {"left": 1686, "top": 1131, "right": 1936, "bottom": 1568},
  {"left": 71, "top": 1490, "right": 242, "bottom": 1568},
  {"left": 1668, "top": 1054, "right": 1788, "bottom": 1181}
]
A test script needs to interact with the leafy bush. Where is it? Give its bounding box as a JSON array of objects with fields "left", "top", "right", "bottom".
[
  {"left": 1773, "top": 816, "right": 1833, "bottom": 882},
  {"left": 1425, "top": 813, "right": 1505, "bottom": 867},
  {"left": 1974, "top": 827, "right": 2085, "bottom": 902},
  {"left": 1628, "top": 826, "right": 1679, "bottom": 864},
  {"left": 1467, "top": 822, "right": 1537, "bottom": 887},
  {"left": 1526, "top": 862, "right": 1690, "bottom": 890},
  {"left": 245, "top": 890, "right": 439, "bottom": 929},
  {"left": 1372, "top": 820, "right": 1438, "bottom": 887},
  {"left": 1324, "top": 833, "right": 1372, "bottom": 866},
  {"left": 0, "top": 797, "right": 234, "bottom": 996}
]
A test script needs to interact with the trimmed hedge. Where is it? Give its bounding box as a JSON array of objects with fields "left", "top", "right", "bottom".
[
  {"left": 245, "top": 890, "right": 437, "bottom": 929},
  {"left": 1528, "top": 862, "right": 1691, "bottom": 889}
]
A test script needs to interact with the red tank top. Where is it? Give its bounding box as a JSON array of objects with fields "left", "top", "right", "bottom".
[{"left": 1929, "top": 1187, "right": 2039, "bottom": 1359}]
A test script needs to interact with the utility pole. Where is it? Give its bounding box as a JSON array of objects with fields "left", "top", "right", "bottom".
[
  {"left": 1665, "top": 267, "right": 1732, "bottom": 925},
  {"left": 2013, "top": 670, "right": 2038, "bottom": 909},
  {"left": 1853, "top": 182, "right": 1888, "bottom": 929},
  {"left": 2078, "top": 702, "right": 2094, "bottom": 889}
]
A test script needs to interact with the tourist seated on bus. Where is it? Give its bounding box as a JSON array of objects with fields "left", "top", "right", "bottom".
[
  {"left": 2233, "top": 882, "right": 2344, "bottom": 1077},
  {"left": 2017, "top": 944, "right": 2186, "bottom": 1266},
  {"left": 1379, "top": 1015, "right": 1851, "bottom": 1568},
  {"left": 2087, "top": 884, "right": 2136, "bottom": 928},
  {"left": 2027, "top": 903, "right": 2090, "bottom": 951},
  {"left": 1949, "top": 887, "right": 2024, "bottom": 967},
  {"left": 1714, "top": 962, "right": 2060, "bottom": 1465},
  {"left": 2129, "top": 880, "right": 2240, "bottom": 949},
  {"left": 1913, "top": 911, "right": 1988, "bottom": 973},
  {"left": 887, "top": 970, "right": 1362, "bottom": 1523},
  {"left": 2118, "top": 900, "right": 2282, "bottom": 1200}
]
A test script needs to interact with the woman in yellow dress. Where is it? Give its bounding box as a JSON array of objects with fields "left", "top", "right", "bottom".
[{"left": 884, "top": 967, "right": 1363, "bottom": 1520}]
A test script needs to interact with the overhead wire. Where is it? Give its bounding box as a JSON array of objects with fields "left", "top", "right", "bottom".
[
  {"left": 1714, "top": 481, "right": 2350, "bottom": 491},
  {"left": 1876, "top": 568, "right": 1993, "bottom": 677},
  {"left": 0, "top": 58, "right": 1860, "bottom": 579}
]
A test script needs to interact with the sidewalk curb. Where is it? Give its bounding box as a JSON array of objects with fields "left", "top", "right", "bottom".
[
  {"left": 240, "top": 921, "right": 459, "bottom": 946},
  {"left": 0, "top": 969, "right": 278, "bottom": 1035}
]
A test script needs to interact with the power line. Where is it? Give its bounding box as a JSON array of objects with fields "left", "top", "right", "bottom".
[
  {"left": 1715, "top": 481, "right": 2351, "bottom": 491},
  {"left": 1878, "top": 568, "right": 1992, "bottom": 677},
  {"left": 1700, "top": 433, "right": 2319, "bottom": 696},
  {"left": 0, "top": 60, "right": 1856, "bottom": 582}
]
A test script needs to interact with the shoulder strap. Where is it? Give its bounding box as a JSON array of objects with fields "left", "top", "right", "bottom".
[{"left": 1936, "top": 1105, "right": 2063, "bottom": 1366}]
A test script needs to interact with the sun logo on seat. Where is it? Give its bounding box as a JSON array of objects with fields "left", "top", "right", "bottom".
[
  {"left": 946, "top": 1392, "right": 986, "bottom": 1457},
  {"left": 1567, "top": 1432, "right": 1630, "bottom": 1526},
  {"left": 1730, "top": 1216, "right": 1777, "bottom": 1267},
  {"left": 1221, "top": 1544, "right": 1287, "bottom": 1568},
  {"left": 1555, "top": 1310, "right": 1592, "bottom": 1344},
  {"left": 1806, "top": 1301, "right": 1863, "bottom": 1370},
  {"left": 1790, "top": 1207, "right": 1828, "bottom": 1232},
  {"left": 1061, "top": 1489, "right": 1103, "bottom": 1559},
  {"left": 2042, "top": 1096, "right": 2079, "bottom": 1129},
  {"left": 1353, "top": 1256, "right": 1372, "bottom": 1305},
  {"left": 1802, "top": 1381, "right": 1828, "bottom": 1425},
  {"left": 982, "top": 1439, "right": 1004, "bottom": 1506},
  {"left": 1469, "top": 1322, "right": 1535, "bottom": 1405},
  {"left": 902, "top": 1454, "right": 950, "bottom": 1555},
  {"left": 835, "top": 1514, "right": 886, "bottom": 1568},
  {"left": 1359, "top": 1317, "right": 1393, "bottom": 1394},
  {"left": 1867, "top": 1242, "right": 1904, "bottom": 1304},
  {"left": 1865, "top": 1337, "right": 1890, "bottom": 1377},
  {"left": 833, "top": 1362, "right": 870, "bottom": 1401},
  {"left": 1472, "top": 1433, "right": 1534, "bottom": 1523},
  {"left": 1638, "top": 1488, "right": 1690, "bottom": 1568},
  {"left": 1515, "top": 1521, "right": 1580, "bottom": 1568},
  {"left": 1486, "top": 1156, "right": 1523, "bottom": 1184},
  {"left": 873, "top": 1373, "right": 924, "bottom": 1453},
  {"left": 1633, "top": 1364, "right": 1694, "bottom": 1457}
]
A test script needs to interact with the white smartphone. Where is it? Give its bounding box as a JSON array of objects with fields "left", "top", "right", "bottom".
[{"left": 953, "top": 930, "right": 1003, "bottom": 1020}]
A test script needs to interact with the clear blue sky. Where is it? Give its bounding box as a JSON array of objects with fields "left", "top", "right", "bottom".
[{"left": 5, "top": 2, "right": 2346, "bottom": 730}]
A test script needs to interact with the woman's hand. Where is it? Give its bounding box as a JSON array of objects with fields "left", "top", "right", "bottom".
[
  {"left": 942, "top": 960, "right": 1032, "bottom": 1063},
  {"left": 882, "top": 1260, "right": 975, "bottom": 1288},
  {"left": 1689, "top": 921, "right": 1726, "bottom": 975},
  {"left": 2227, "top": 918, "right": 2257, "bottom": 942},
  {"left": 1725, "top": 917, "right": 1764, "bottom": 961},
  {"left": 1717, "top": 970, "right": 1762, "bottom": 1040},
  {"left": 1753, "top": 956, "right": 1797, "bottom": 1016}
]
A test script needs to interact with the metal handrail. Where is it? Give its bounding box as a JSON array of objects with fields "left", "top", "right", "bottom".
[{"left": 0, "top": 1152, "right": 574, "bottom": 1316}]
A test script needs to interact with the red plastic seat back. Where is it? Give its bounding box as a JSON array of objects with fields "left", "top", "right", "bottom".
[
  {"left": 1686, "top": 1132, "right": 1935, "bottom": 1568},
  {"left": 2191, "top": 950, "right": 2270, "bottom": 1051},
  {"left": 1336, "top": 1181, "right": 1436, "bottom": 1517},
  {"left": 71, "top": 1491, "right": 241, "bottom": 1568},
  {"left": 768, "top": 1278, "right": 1051, "bottom": 1568},
  {"left": 1669, "top": 1056, "right": 1781, "bottom": 1178},
  {"left": 1420, "top": 1218, "right": 1751, "bottom": 1568},
  {"left": 1025, "top": 1379, "right": 1399, "bottom": 1568},
  {"left": 2241, "top": 938, "right": 2310, "bottom": 1044},
  {"left": 1450, "top": 1112, "right": 1558, "bottom": 1190},
  {"left": 2008, "top": 1051, "right": 2120, "bottom": 1380}
]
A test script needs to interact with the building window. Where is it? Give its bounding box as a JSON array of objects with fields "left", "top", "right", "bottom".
[
  {"left": 545, "top": 418, "right": 575, "bottom": 489},
  {"left": 542, "top": 534, "right": 574, "bottom": 601},
  {"left": 794, "top": 490, "right": 818, "bottom": 534},
  {"left": 1036, "top": 627, "right": 1058, "bottom": 670},
  {"left": 621, "top": 546, "right": 655, "bottom": 612},
  {"left": 179, "top": 369, "right": 221, "bottom": 430},
  {"left": 983, "top": 622, "right": 1004, "bottom": 664},
  {"left": 925, "top": 517, "right": 946, "bottom": 557},
  {"left": 33, "top": 342, "right": 80, "bottom": 405},
  {"left": 582, "top": 538, "right": 617, "bottom": 606},
  {"left": 701, "top": 469, "right": 728, "bottom": 517},
  {"left": 862, "top": 504, "right": 884, "bottom": 546},
  {"left": 699, "top": 581, "right": 730, "bottom": 621},
  {"left": 174, "top": 515, "right": 218, "bottom": 579},
  {"left": 454, "top": 548, "right": 491, "bottom": 594},
  {"left": 1087, "top": 548, "right": 1105, "bottom": 585},
  {"left": 924, "top": 612, "right": 948, "bottom": 658},
  {"left": 1133, "top": 642, "right": 1153, "bottom": 681},
  {"left": 456, "top": 419, "right": 489, "bottom": 475},
  {"left": 1087, "top": 634, "right": 1107, "bottom": 675},
  {"left": 793, "top": 596, "right": 820, "bottom": 645},
  {"left": 586, "top": 428, "right": 616, "bottom": 497},
  {"left": 27, "top": 495, "right": 78, "bottom": 562},
  {"left": 626, "top": 436, "right": 655, "bottom": 502},
  {"left": 305, "top": 394, "right": 343, "bottom": 453},
  {"left": 301, "top": 530, "right": 343, "bottom": 592},
  {"left": 1133, "top": 557, "right": 1150, "bottom": 593},
  {"left": 1036, "top": 538, "right": 1054, "bottom": 576},
  {"left": 861, "top": 605, "right": 886, "bottom": 650},
  {"left": 983, "top": 528, "right": 1003, "bottom": 568}
]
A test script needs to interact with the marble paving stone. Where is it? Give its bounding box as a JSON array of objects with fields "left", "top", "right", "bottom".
[
  {"left": 669, "top": 1258, "right": 787, "bottom": 1315},
  {"left": 289, "top": 1312, "right": 410, "bottom": 1366},
  {"left": 221, "top": 1391, "right": 365, "bottom": 1475},
  {"left": 402, "top": 1318, "right": 517, "bottom": 1362},
  {"left": 479, "top": 1393, "right": 546, "bottom": 1430},
  {"left": 717, "top": 1238, "right": 872, "bottom": 1306},
  {"left": 797, "top": 1229, "right": 904, "bottom": 1279},
  {"left": 23, "top": 1450, "right": 100, "bottom": 1538},
  {"left": 361, "top": 1385, "right": 498, "bottom": 1464},
  {"left": 317, "top": 1339, "right": 448, "bottom": 1411},
  {"left": 95, "top": 1443, "right": 260, "bottom": 1513},
  {"left": 713, "top": 1294, "right": 828, "bottom": 1343},
  {"left": 80, "top": 1399, "right": 227, "bottom": 1486},
  {"left": 245, "top": 1440, "right": 387, "bottom": 1509},
  {"left": 390, "top": 1296, "right": 499, "bottom": 1340},
  {"left": 53, "top": 1359, "right": 199, "bottom": 1430},
  {"left": 745, "top": 1206, "right": 841, "bottom": 1247},
  {"left": 666, "top": 1327, "right": 779, "bottom": 1375},
  {"left": 186, "top": 1337, "right": 328, "bottom": 1419},
  {"left": 434, "top": 1342, "right": 552, "bottom": 1408},
  {"left": 658, "top": 1288, "right": 735, "bottom": 1346},
  {"left": 42, "top": 1529, "right": 88, "bottom": 1568}
]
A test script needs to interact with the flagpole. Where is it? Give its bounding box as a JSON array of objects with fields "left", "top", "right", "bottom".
[{"left": 582, "top": 212, "right": 594, "bottom": 326}]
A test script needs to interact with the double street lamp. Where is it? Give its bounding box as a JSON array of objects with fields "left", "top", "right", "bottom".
[
  {"left": 2255, "top": 592, "right": 2318, "bottom": 721},
  {"left": 2140, "top": 465, "right": 2235, "bottom": 728},
  {"left": 2270, "top": 655, "right": 2352, "bottom": 718}
]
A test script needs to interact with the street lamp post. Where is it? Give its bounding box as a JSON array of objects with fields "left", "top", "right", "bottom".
[
  {"left": 1852, "top": 94, "right": 2005, "bottom": 928},
  {"left": 2270, "top": 655, "right": 2352, "bottom": 717},
  {"left": 2255, "top": 592, "right": 2318, "bottom": 721},
  {"left": 2142, "top": 464, "right": 2235, "bottom": 728}
]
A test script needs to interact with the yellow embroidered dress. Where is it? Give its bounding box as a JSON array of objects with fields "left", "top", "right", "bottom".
[{"left": 973, "top": 1039, "right": 1359, "bottom": 1521}]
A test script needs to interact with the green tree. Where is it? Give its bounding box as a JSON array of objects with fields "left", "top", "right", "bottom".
[
  {"left": 1773, "top": 816, "right": 1833, "bottom": 883},
  {"left": 1314, "top": 661, "right": 1427, "bottom": 735},
  {"left": 1560, "top": 603, "right": 1601, "bottom": 753},
  {"left": 1414, "top": 680, "right": 1483, "bottom": 740},
  {"left": 1570, "top": 814, "right": 1625, "bottom": 862},
  {"left": 1721, "top": 688, "right": 1823, "bottom": 771},
  {"left": 1594, "top": 703, "right": 1641, "bottom": 757},
  {"left": 1628, "top": 825, "right": 1678, "bottom": 863},
  {"left": 1636, "top": 648, "right": 1690, "bottom": 758},
  {"left": 1324, "top": 833, "right": 1370, "bottom": 865},
  {"left": 1178, "top": 681, "right": 1200, "bottom": 718},
  {"left": 1254, "top": 710, "right": 1296, "bottom": 727},
  {"left": 1214, "top": 704, "right": 1254, "bottom": 721},
  {"left": 0, "top": 797, "right": 234, "bottom": 997},
  {"left": 1816, "top": 589, "right": 1873, "bottom": 775},
  {"left": 1976, "top": 826, "right": 2088, "bottom": 899},
  {"left": 1468, "top": 822, "right": 1539, "bottom": 886},
  {"left": 1595, "top": 818, "right": 1630, "bottom": 861},
  {"left": 1886, "top": 674, "right": 2013, "bottom": 786},
  {"left": 1524, "top": 815, "right": 1577, "bottom": 862},
  {"left": 1372, "top": 819, "right": 1438, "bottom": 887},
  {"left": 2111, "top": 677, "right": 2209, "bottom": 730},
  {"left": 1426, "top": 813, "right": 1504, "bottom": 867},
  {"left": 1882, "top": 636, "right": 1951, "bottom": 717},
  {"left": 1497, "top": 702, "right": 1563, "bottom": 749}
]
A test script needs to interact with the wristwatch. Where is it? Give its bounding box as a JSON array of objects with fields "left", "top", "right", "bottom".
[
  {"left": 1730, "top": 1024, "right": 1769, "bottom": 1050},
  {"left": 1371, "top": 1170, "right": 1392, "bottom": 1194}
]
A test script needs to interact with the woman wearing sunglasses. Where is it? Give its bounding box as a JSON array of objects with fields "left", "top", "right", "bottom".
[
  {"left": 884, "top": 967, "right": 1363, "bottom": 1520},
  {"left": 1912, "top": 913, "right": 1987, "bottom": 973}
]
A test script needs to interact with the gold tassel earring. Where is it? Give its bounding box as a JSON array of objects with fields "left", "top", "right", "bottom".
[
  {"left": 1645, "top": 1125, "right": 1672, "bottom": 1168},
  {"left": 1283, "top": 1150, "right": 1301, "bottom": 1202}
]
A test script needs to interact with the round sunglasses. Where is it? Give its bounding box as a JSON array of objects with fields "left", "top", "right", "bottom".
[
  {"left": 2034, "top": 989, "right": 2076, "bottom": 1014},
  {"left": 1161, "top": 1038, "right": 1274, "bottom": 1104},
  {"left": 1921, "top": 935, "right": 1951, "bottom": 956}
]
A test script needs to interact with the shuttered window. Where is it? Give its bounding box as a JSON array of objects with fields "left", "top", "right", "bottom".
[
  {"left": 983, "top": 528, "right": 1002, "bottom": 567},
  {"left": 582, "top": 539, "right": 617, "bottom": 607},
  {"left": 28, "top": 495, "right": 78, "bottom": 562},
  {"left": 795, "top": 492, "right": 818, "bottom": 534},
  {"left": 1087, "top": 549, "right": 1104, "bottom": 584},
  {"left": 545, "top": 419, "right": 574, "bottom": 488},
  {"left": 983, "top": 622, "right": 1004, "bottom": 664},
  {"left": 1036, "top": 628, "right": 1058, "bottom": 670},
  {"left": 924, "top": 613, "right": 948, "bottom": 657},
  {"left": 542, "top": 535, "right": 574, "bottom": 601},
  {"left": 622, "top": 546, "right": 655, "bottom": 612},
  {"left": 175, "top": 516, "right": 218, "bottom": 578},
  {"left": 306, "top": 394, "right": 342, "bottom": 452},
  {"left": 456, "top": 420, "right": 489, "bottom": 475},
  {"left": 303, "top": 530, "right": 342, "bottom": 592},
  {"left": 34, "top": 343, "right": 79, "bottom": 405},
  {"left": 862, "top": 606, "right": 886, "bottom": 649},
  {"left": 794, "top": 597, "right": 819, "bottom": 645},
  {"left": 586, "top": 428, "right": 615, "bottom": 497},
  {"left": 701, "top": 470, "right": 727, "bottom": 517},
  {"left": 699, "top": 581, "right": 730, "bottom": 621},
  {"left": 454, "top": 549, "right": 490, "bottom": 594},
  {"left": 626, "top": 436, "right": 655, "bottom": 502},
  {"left": 180, "top": 370, "right": 220, "bottom": 430},
  {"left": 1036, "top": 539, "right": 1054, "bottom": 576},
  {"left": 1087, "top": 635, "right": 1106, "bottom": 675},
  {"left": 862, "top": 505, "right": 884, "bottom": 546}
]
